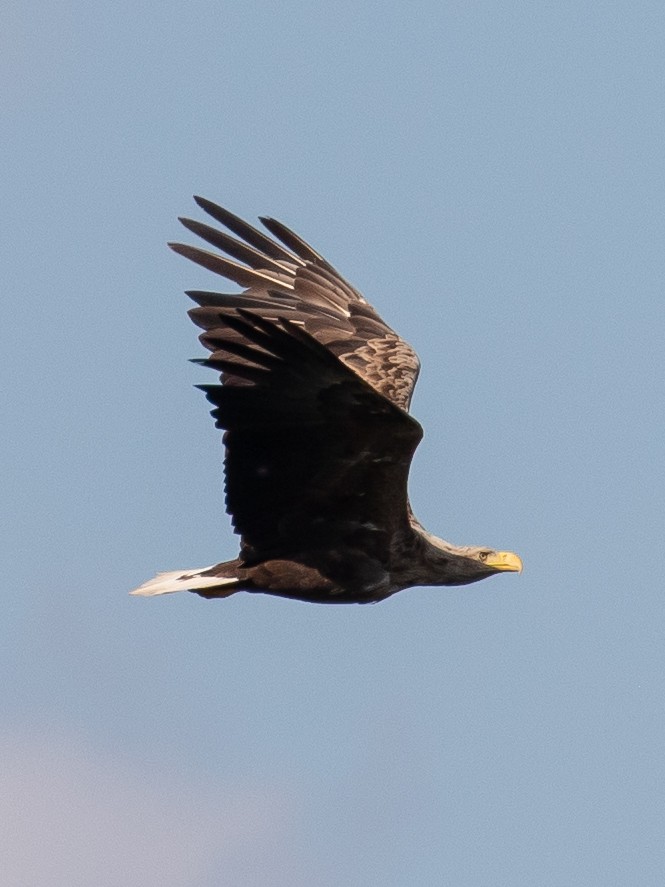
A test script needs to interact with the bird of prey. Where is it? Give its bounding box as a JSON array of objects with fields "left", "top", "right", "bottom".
[{"left": 131, "top": 197, "right": 522, "bottom": 604}]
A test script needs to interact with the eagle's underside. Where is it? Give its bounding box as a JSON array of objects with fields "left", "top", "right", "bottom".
[{"left": 132, "top": 547, "right": 519, "bottom": 604}]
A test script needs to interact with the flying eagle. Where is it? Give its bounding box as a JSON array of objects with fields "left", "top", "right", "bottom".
[{"left": 131, "top": 197, "right": 522, "bottom": 604}]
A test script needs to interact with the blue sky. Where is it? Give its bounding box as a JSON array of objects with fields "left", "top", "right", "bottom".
[{"left": 3, "top": 1, "right": 665, "bottom": 884}]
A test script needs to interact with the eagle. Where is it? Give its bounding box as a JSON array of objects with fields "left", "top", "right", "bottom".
[{"left": 131, "top": 197, "right": 522, "bottom": 604}]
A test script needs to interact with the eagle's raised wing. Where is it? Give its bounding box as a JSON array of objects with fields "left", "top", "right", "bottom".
[
  {"left": 169, "top": 199, "right": 424, "bottom": 566},
  {"left": 171, "top": 196, "right": 421, "bottom": 411}
]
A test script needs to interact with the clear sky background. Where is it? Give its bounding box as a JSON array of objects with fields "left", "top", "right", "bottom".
[{"left": 3, "top": 1, "right": 664, "bottom": 884}]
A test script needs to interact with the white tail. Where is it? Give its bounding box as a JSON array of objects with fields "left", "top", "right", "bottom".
[{"left": 130, "top": 567, "right": 237, "bottom": 597}]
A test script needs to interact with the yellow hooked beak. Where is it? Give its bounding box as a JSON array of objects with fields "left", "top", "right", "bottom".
[{"left": 484, "top": 551, "right": 523, "bottom": 573}]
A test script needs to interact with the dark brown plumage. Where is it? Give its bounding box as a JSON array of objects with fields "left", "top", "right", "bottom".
[{"left": 131, "top": 197, "right": 522, "bottom": 603}]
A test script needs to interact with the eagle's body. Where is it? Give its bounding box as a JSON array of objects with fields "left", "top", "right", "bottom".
[{"left": 131, "top": 198, "right": 521, "bottom": 604}]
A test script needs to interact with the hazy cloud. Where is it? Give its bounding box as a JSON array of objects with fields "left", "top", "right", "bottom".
[{"left": 1, "top": 727, "right": 297, "bottom": 887}]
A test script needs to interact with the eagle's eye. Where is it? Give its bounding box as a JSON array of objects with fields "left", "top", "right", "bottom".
[{"left": 478, "top": 551, "right": 489, "bottom": 561}]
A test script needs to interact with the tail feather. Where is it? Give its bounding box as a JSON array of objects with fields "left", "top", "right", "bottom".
[{"left": 130, "top": 566, "right": 238, "bottom": 597}]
